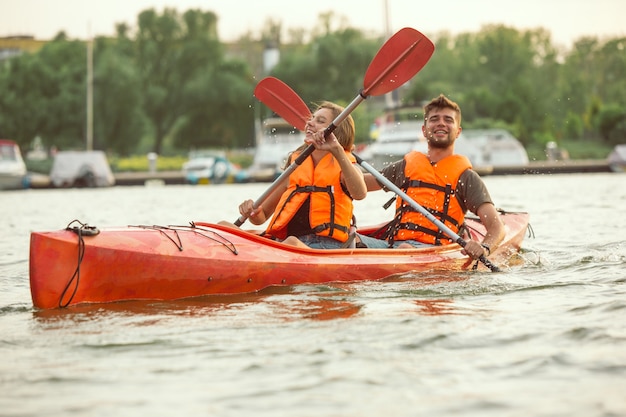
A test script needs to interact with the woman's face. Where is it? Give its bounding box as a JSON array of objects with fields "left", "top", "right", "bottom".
[{"left": 305, "top": 108, "right": 333, "bottom": 139}]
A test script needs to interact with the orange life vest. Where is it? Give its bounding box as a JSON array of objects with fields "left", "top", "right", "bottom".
[
  {"left": 391, "top": 152, "right": 472, "bottom": 245},
  {"left": 266, "top": 151, "right": 356, "bottom": 242}
]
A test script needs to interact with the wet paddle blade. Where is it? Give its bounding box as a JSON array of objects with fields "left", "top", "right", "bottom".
[
  {"left": 254, "top": 77, "right": 309, "bottom": 131},
  {"left": 363, "top": 27, "right": 435, "bottom": 97}
]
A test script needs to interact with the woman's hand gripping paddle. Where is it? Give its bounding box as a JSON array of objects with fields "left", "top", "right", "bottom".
[{"left": 234, "top": 27, "right": 435, "bottom": 226}]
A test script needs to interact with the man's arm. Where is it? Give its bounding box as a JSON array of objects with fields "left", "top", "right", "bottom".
[
  {"left": 362, "top": 159, "right": 406, "bottom": 192},
  {"left": 363, "top": 172, "right": 383, "bottom": 191},
  {"left": 475, "top": 202, "right": 505, "bottom": 250},
  {"left": 461, "top": 202, "right": 505, "bottom": 260},
  {"left": 458, "top": 170, "right": 505, "bottom": 259}
]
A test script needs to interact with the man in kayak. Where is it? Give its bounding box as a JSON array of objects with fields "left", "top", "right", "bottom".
[
  {"left": 220, "top": 101, "right": 367, "bottom": 249},
  {"left": 356, "top": 94, "right": 505, "bottom": 260}
]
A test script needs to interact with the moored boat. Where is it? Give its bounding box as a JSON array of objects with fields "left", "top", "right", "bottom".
[
  {"left": 245, "top": 117, "right": 305, "bottom": 182},
  {"left": 607, "top": 144, "right": 626, "bottom": 172},
  {"left": 29, "top": 211, "right": 530, "bottom": 309},
  {"left": 362, "top": 106, "right": 427, "bottom": 170},
  {"left": 0, "top": 139, "right": 28, "bottom": 190},
  {"left": 49, "top": 150, "right": 115, "bottom": 188}
]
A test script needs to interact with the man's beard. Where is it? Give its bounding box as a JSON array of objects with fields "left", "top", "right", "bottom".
[{"left": 426, "top": 133, "right": 454, "bottom": 149}]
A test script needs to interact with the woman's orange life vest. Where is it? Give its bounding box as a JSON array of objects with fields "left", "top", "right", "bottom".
[
  {"left": 391, "top": 152, "right": 472, "bottom": 245},
  {"left": 266, "top": 151, "right": 356, "bottom": 242}
]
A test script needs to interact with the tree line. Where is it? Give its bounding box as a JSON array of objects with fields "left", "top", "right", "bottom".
[{"left": 0, "top": 8, "right": 624, "bottom": 157}]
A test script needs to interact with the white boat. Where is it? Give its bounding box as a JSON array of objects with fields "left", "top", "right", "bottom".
[
  {"left": 49, "top": 150, "right": 115, "bottom": 188},
  {"left": 607, "top": 144, "right": 626, "bottom": 172},
  {"left": 0, "top": 139, "right": 28, "bottom": 190},
  {"left": 362, "top": 108, "right": 529, "bottom": 171},
  {"left": 181, "top": 151, "right": 244, "bottom": 184},
  {"left": 245, "top": 117, "right": 305, "bottom": 182},
  {"left": 454, "top": 129, "right": 529, "bottom": 168},
  {"left": 363, "top": 107, "right": 427, "bottom": 170}
]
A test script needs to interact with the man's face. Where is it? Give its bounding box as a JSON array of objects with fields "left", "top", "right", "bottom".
[{"left": 422, "top": 107, "right": 462, "bottom": 149}]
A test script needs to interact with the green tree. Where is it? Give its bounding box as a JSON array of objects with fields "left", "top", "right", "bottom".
[
  {"left": 407, "top": 26, "right": 562, "bottom": 146},
  {"left": 596, "top": 104, "right": 626, "bottom": 146},
  {"left": 2, "top": 13, "right": 626, "bottom": 158},
  {"left": 0, "top": 52, "right": 47, "bottom": 149},
  {"left": 173, "top": 59, "right": 255, "bottom": 149},
  {"left": 272, "top": 28, "right": 380, "bottom": 103},
  {"left": 560, "top": 37, "right": 602, "bottom": 136},
  {"left": 268, "top": 15, "right": 380, "bottom": 142},
  {"left": 270, "top": 11, "right": 380, "bottom": 101},
  {"left": 35, "top": 34, "right": 88, "bottom": 150},
  {"left": 93, "top": 36, "right": 146, "bottom": 155},
  {"left": 595, "top": 38, "right": 626, "bottom": 106},
  {"left": 0, "top": 33, "right": 87, "bottom": 150},
  {"left": 134, "top": 8, "right": 231, "bottom": 154}
]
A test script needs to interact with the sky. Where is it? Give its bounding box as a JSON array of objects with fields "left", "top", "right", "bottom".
[{"left": 1, "top": 0, "right": 625, "bottom": 48}]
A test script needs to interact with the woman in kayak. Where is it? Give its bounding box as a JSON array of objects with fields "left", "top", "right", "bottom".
[{"left": 221, "top": 101, "right": 367, "bottom": 249}]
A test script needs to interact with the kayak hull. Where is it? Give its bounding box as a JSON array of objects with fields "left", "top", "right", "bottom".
[{"left": 29, "top": 212, "right": 529, "bottom": 309}]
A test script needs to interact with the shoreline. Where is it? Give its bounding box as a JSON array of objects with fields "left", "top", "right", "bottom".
[
  {"left": 22, "top": 159, "right": 616, "bottom": 189},
  {"left": 475, "top": 159, "right": 613, "bottom": 176}
]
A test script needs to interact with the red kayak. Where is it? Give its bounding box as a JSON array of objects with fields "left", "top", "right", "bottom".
[{"left": 29, "top": 211, "right": 530, "bottom": 309}]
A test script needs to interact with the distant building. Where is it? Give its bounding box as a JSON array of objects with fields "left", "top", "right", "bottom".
[{"left": 0, "top": 35, "right": 46, "bottom": 61}]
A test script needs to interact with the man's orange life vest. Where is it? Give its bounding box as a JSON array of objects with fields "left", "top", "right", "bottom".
[{"left": 391, "top": 152, "right": 472, "bottom": 245}]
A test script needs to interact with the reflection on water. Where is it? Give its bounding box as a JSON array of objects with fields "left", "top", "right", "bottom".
[
  {"left": 414, "top": 299, "right": 457, "bottom": 315},
  {"left": 32, "top": 290, "right": 282, "bottom": 323},
  {"left": 29, "top": 265, "right": 516, "bottom": 325},
  {"left": 32, "top": 276, "right": 484, "bottom": 326}
]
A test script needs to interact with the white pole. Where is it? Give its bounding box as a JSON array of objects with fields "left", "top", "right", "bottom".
[
  {"left": 383, "top": 0, "right": 396, "bottom": 109},
  {"left": 86, "top": 23, "right": 93, "bottom": 151},
  {"left": 384, "top": 0, "right": 391, "bottom": 38}
]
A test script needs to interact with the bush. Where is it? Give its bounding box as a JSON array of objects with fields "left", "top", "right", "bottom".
[
  {"left": 526, "top": 138, "right": 612, "bottom": 161},
  {"left": 110, "top": 155, "right": 188, "bottom": 172},
  {"left": 596, "top": 104, "right": 626, "bottom": 146},
  {"left": 110, "top": 150, "right": 254, "bottom": 172}
]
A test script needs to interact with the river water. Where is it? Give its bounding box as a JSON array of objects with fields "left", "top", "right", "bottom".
[{"left": 1, "top": 172, "right": 625, "bottom": 417}]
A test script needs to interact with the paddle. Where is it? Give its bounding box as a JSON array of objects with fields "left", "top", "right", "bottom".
[
  {"left": 252, "top": 79, "right": 501, "bottom": 273},
  {"left": 234, "top": 27, "right": 435, "bottom": 226}
]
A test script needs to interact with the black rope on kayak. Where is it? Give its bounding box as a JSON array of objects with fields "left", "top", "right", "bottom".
[
  {"left": 188, "top": 223, "right": 238, "bottom": 255},
  {"left": 130, "top": 225, "right": 184, "bottom": 251},
  {"left": 129, "top": 224, "right": 238, "bottom": 255},
  {"left": 59, "top": 219, "right": 99, "bottom": 308},
  {"left": 462, "top": 220, "right": 486, "bottom": 241}
]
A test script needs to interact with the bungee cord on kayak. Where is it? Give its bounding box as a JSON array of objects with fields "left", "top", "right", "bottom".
[{"left": 56, "top": 221, "right": 240, "bottom": 308}]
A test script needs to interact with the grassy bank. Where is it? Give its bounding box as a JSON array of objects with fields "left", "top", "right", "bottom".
[
  {"left": 108, "top": 150, "right": 254, "bottom": 172},
  {"left": 526, "top": 139, "right": 613, "bottom": 161},
  {"left": 25, "top": 140, "right": 613, "bottom": 174},
  {"left": 25, "top": 150, "right": 254, "bottom": 174}
]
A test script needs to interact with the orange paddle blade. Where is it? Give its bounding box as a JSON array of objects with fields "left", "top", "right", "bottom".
[
  {"left": 363, "top": 27, "right": 435, "bottom": 96},
  {"left": 254, "top": 77, "right": 310, "bottom": 131}
]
